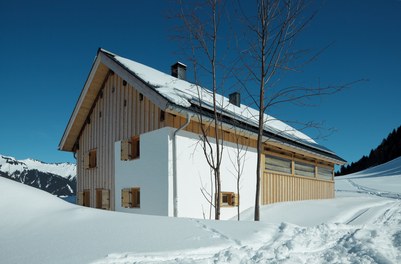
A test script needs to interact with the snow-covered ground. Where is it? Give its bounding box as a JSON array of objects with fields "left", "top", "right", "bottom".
[{"left": 1, "top": 158, "right": 401, "bottom": 263}]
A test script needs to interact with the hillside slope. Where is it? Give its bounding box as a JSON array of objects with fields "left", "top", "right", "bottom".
[{"left": 337, "top": 125, "right": 401, "bottom": 175}]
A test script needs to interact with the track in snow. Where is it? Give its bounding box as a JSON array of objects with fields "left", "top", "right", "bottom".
[{"left": 346, "top": 179, "right": 401, "bottom": 200}]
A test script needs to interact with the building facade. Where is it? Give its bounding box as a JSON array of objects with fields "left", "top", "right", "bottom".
[{"left": 59, "top": 49, "right": 345, "bottom": 220}]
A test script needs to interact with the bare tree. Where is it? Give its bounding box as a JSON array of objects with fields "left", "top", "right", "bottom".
[
  {"left": 227, "top": 124, "right": 249, "bottom": 221},
  {"left": 236, "top": 0, "right": 359, "bottom": 221},
  {"left": 176, "top": 0, "right": 227, "bottom": 220}
]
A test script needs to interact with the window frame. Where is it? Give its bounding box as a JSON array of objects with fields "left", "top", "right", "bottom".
[
  {"left": 85, "top": 149, "right": 97, "bottom": 169},
  {"left": 219, "top": 192, "right": 239, "bottom": 207},
  {"left": 265, "top": 154, "right": 292, "bottom": 175},
  {"left": 121, "top": 136, "right": 140, "bottom": 161},
  {"left": 264, "top": 149, "right": 335, "bottom": 181},
  {"left": 317, "top": 165, "right": 334, "bottom": 181},
  {"left": 121, "top": 187, "right": 141, "bottom": 208},
  {"left": 294, "top": 160, "right": 315, "bottom": 178}
]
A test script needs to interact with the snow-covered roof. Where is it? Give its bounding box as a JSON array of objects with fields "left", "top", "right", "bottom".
[
  {"left": 59, "top": 48, "right": 344, "bottom": 163},
  {"left": 100, "top": 49, "right": 343, "bottom": 163}
]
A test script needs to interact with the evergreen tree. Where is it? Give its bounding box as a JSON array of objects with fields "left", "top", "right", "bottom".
[{"left": 336, "top": 125, "right": 401, "bottom": 176}]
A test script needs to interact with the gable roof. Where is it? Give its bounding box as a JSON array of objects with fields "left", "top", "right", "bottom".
[{"left": 59, "top": 48, "right": 346, "bottom": 164}]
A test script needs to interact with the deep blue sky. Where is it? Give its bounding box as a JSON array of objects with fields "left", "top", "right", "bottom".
[{"left": 1, "top": 0, "right": 400, "bottom": 166}]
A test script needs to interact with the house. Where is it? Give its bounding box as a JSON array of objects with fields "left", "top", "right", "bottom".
[{"left": 59, "top": 48, "right": 346, "bottom": 220}]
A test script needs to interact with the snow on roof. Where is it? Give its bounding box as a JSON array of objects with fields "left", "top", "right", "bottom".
[{"left": 113, "top": 53, "right": 318, "bottom": 145}]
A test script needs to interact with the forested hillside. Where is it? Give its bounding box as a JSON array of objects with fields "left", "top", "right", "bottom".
[{"left": 336, "top": 125, "right": 401, "bottom": 176}]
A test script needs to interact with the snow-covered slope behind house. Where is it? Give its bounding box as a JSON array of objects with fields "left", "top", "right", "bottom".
[
  {"left": 0, "top": 156, "right": 400, "bottom": 263},
  {"left": 0, "top": 154, "right": 76, "bottom": 196},
  {"left": 335, "top": 156, "right": 401, "bottom": 199}
]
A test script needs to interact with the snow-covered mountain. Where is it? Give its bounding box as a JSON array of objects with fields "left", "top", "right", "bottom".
[{"left": 0, "top": 155, "right": 76, "bottom": 197}]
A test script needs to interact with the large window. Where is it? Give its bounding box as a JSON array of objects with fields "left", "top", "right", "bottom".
[
  {"left": 294, "top": 161, "right": 315, "bottom": 177},
  {"left": 318, "top": 166, "right": 333, "bottom": 180},
  {"left": 265, "top": 154, "right": 292, "bottom": 174},
  {"left": 265, "top": 151, "right": 334, "bottom": 180}
]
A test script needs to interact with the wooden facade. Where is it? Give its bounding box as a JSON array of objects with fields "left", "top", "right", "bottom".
[
  {"left": 262, "top": 172, "right": 334, "bottom": 204},
  {"left": 76, "top": 73, "right": 165, "bottom": 210},
  {"left": 262, "top": 147, "right": 335, "bottom": 204}
]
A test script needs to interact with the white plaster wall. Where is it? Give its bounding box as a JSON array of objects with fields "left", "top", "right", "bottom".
[
  {"left": 114, "top": 127, "right": 172, "bottom": 216},
  {"left": 175, "top": 130, "right": 258, "bottom": 220},
  {"left": 114, "top": 126, "right": 258, "bottom": 220}
]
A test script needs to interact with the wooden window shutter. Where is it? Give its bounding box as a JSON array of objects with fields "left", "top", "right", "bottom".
[
  {"left": 77, "top": 191, "right": 84, "bottom": 206},
  {"left": 121, "top": 140, "right": 131, "bottom": 161},
  {"left": 83, "top": 189, "right": 90, "bottom": 207},
  {"left": 227, "top": 193, "right": 233, "bottom": 206},
  {"left": 84, "top": 152, "right": 90, "bottom": 169},
  {"left": 95, "top": 188, "right": 109, "bottom": 209},
  {"left": 233, "top": 193, "right": 239, "bottom": 206},
  {"left": 216, "top": 192, "right": 224, "bottom": 206},
  {"left": 121, "top": 188, "right": 131, "bottom": 208},
  {"left": 89, "top": 149, "right": 97, "bottom": 168},
  {"left": 132, "top": 188, "right": 140, "bottom": 208},
  {"left": 96, "top": 189, "right": 102, "bottom": 208},
  {"left": 101, "top": 189, "right": 110, "bottom": 209},
  {"left": 131, "top": 136, "right": 140, "bottom": 159}
]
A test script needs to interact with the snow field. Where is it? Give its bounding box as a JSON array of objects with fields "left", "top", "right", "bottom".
[{"left": 1, "top": 157, "right": 401, "bottom": 263}]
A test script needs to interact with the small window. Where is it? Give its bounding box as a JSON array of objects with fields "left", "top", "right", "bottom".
[
  {"left": 265, "top": 154, "right": 292, "bottom": 174},
  {"left": 219, "top": 192, "right": 239, "bottom": 207},
  {"left": 96, "top": 188, "right": 110, "bottom": 210},
  {"left": 294, "top": 161, "right": 315, "bottom": 177},
  {"left": 89, "top": 149, "right": 97, "bottom": 168},
  {"left": 84, "top": 149, "right": 97, "bottom": 169},
  {"left": 160, "top": 110, "right": 165, "bottom": 122},
  {"left": 121, "top": 188, "right": 140, "bottom": 208},
  {"left": 78, "top": 189, "right": 90, "bottom": 207},
  {"left": 121, "top": 136, "right": 140, "bottom": 161}
]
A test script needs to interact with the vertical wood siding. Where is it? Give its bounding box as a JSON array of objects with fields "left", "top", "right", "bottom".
[
  {"left": 262, "top": 172, "right": 334, "bottom": 204},
  {"left": 77, "top": 73, "right": 164, "bottom": 210}
]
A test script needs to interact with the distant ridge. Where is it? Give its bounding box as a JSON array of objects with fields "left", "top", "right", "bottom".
[
  {"left": 0, "top": 155, "right": 76, "bottom": 196},
  {"left": 336, "top": 125, "right": 401, "bottom": 176}
]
